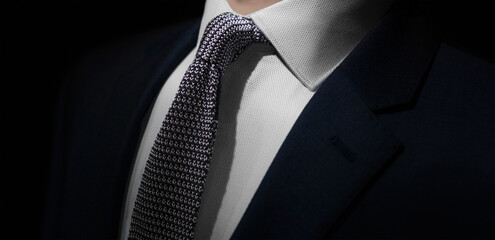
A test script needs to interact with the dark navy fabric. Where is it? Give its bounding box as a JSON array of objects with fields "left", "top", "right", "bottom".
[
  {"left": 44, "top": 6, "right": 495, "bottom": 240},
  {"left": 44, "top": 19, "right": 201, "bottom": 239}
]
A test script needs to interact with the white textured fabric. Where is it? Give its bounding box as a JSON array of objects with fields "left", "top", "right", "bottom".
[
  {"left": 250, "top": 0, "right": 394, "bottom": 90},
  {"left": 121, "top": 0, "right": 393, "bottom": 239}
]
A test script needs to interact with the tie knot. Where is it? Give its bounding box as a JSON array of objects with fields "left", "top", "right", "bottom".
[{"left": 196, "top": 12, "right": 270, "bottom": 70}]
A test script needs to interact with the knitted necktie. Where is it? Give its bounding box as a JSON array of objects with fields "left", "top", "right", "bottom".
[{"left": 129, "top": 12, "right": 270, "bottom": 240}]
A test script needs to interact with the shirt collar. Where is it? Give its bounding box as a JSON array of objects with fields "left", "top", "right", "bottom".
[{"left": 198, "top": 0, "right": 393, "bottom": 91}]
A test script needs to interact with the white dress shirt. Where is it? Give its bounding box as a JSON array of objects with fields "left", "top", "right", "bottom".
[{"left": 121, "top": 0, "right": 393, "bottom": 239}]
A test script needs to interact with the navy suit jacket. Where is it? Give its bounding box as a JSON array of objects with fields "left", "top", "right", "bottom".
[{"left": 44, "top": 5, "right": 495, "bottom": 240}]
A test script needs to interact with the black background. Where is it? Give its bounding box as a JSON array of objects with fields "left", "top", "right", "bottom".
[
  {"left": 2, "top": 1, "right": 206, "bottom": 238},
  {"left": 2, "top": 0, "right": 494, "bottom": 238}
]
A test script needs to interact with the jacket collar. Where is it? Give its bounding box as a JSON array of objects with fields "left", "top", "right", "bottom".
[{"left": 339, "top": 4, "right": 440, "bottom": 111}]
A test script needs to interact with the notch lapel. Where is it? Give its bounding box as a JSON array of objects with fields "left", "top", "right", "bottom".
[
  {"left": 232, "top": 5, "right": 440, "bottom": 239},
  {"left": 232, "top": 68, "right": 402, "bottom": 239}
]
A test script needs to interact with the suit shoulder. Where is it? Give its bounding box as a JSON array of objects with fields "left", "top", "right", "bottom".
[
  {"left": 68, "top": 18, "right": 200, "bottom": 81},
  {"left": 56, "top": 18, "right": 200, "bottom": 125},
  {"left": 57, "top": 18, "right": 201, "bottom": 108}
]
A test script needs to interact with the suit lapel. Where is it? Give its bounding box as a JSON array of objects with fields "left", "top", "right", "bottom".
[
  {"left": 232, "top": 68, "right": 403, "bottom": 239},
  {"left": 233, "top": 5, "right": 440, "bottom": 239},
  {"left": 110, "top": 19, "right": 201, "bottom": 231}
]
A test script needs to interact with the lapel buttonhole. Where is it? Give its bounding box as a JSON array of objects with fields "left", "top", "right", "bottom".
[{"left": 330, "top": 136, "right": 356, "bottom": 163}]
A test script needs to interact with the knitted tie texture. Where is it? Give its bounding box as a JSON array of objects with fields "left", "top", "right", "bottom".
[{"left": 129, "top": 12, "right": 270, "bottom": 240}]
